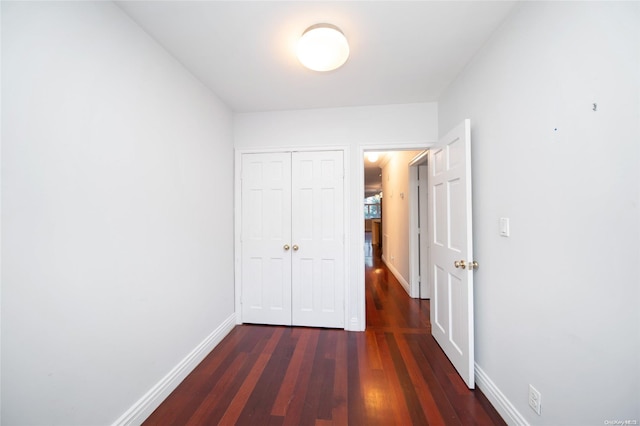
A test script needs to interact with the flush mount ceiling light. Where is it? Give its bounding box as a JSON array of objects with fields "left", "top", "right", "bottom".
[
  {"left": 297, "top": 23, "right": 350, "bottom": 72},
  {"left": 367, "top": 152, "right": 379, "bottom": 163}
]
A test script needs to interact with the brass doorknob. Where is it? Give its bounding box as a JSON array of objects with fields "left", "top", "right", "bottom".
[
  {"left": 454, "top": 260, "right": 466, "bottom": 269},
  {"left": 292, "top": 245, "right": 299, "bottom": 251},
  {"left": 470, "top": 261, "right": 479, "bottom": 270},
  {"left": 284, "top": 244, "right": 290, "bottom": 251}
]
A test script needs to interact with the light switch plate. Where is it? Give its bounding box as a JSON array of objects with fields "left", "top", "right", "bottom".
[{"left": 500, "top": 217, "right": 510, "bottom": 237}]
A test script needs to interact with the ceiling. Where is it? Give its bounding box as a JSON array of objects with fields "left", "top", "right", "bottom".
[{"left": 117, "top": 1, "right": 516, "bottom": 113}]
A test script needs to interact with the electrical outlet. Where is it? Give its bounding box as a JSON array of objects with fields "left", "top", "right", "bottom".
[{"left": 528, "top": 384, "right": 541, "bottom": 415}]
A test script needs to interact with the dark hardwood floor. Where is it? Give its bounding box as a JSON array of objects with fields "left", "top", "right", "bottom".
[{"left": 143, "top": 233, "right": 505, "bottom": 425}]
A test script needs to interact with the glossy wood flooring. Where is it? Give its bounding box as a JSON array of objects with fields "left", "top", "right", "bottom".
[{"left": 144, "top": 234, "right": 505, "bottom": 425}]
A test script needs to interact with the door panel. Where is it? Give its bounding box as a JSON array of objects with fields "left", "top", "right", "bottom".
[
  {"left": 241, "top": 153, "right": 292, "bottom": 325},
  {"left": 291, "top": 151, "right": 344, "bottom": 328},
  {"left": 433, "top": 264, "right": 448, "bottom": 334},
  {"left": 429, "top": 119, "right": 475, "bottom": 388},
  {"left": 433, "top": 182, "right": 446, "bottom": 246},
  {"left": 449, "top": 178, "right": 464, "bottom": 252}
]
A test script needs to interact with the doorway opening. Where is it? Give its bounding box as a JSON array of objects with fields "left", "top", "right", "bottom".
[
  {"left": 362, "top": 148, "right": 430, "bottom": 328},
  {"left": 359, "top": 120, "right": 475, "bottom": 388}
]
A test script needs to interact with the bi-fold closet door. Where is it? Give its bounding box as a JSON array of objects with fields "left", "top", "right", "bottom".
[{"left": 241, "top": 150, "right": 344, "bottom": 328}]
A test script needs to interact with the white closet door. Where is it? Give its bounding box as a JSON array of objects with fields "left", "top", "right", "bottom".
[
  {"left": 241, "top": 153, "right": 292, "bottom": 325},
  {"left": 291, "top": 151, "right": 344, "bottom": 328}
]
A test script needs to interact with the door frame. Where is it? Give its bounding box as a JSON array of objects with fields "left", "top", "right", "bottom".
[
  {"left": 234, "top": 146, "right": 350, "bottom": 329},
  {"left": 409, "top": 150, "right": 430, "bottom": 299},
  {"left": 357, "top": 143, "right": 434, "bottom": 330}
]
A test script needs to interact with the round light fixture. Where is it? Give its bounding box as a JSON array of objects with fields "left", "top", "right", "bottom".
[
  {"left": 367, "top": 152, "right": 379, "bottom": 163},
  {"left": 297, "top": 23, "right": 349, "bottom": 72}
]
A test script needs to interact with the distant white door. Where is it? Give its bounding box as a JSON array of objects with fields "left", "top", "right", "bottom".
[
  {"left": 291, "top": 151, "right": 344, "bottom": 328},
  {"left": 241, "top": 153, "right": 292, "bottom": 325},
  {"left": 418, "top": 164, "right": 430, "bottom": 299},
  {"left": 241, "top": 151, "right": 344, "bottom": 328},
  {"left": 428, "top": 119, "right": 475, "bottom": 388}
]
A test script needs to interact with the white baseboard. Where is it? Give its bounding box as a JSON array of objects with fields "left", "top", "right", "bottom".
[
  {"left": 381, "top": 255, "right": 411, "bottom": 296},
  {"left": 112, "top": 313, "right": 237, "bottom": 426},
  {"left": 475, "top": 363, "right": 528, "bottom": 426}
]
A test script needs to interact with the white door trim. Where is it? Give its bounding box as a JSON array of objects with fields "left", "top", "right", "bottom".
[
  {"left": 409, "top": 151, "right": 429, "bottom": 299},
  {"left": 234, "top": 146, "right": 350, "bottom": 329}
]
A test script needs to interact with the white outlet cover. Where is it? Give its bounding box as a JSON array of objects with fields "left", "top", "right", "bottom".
[{"left": 528, "top": 384, "right": 541, "bottom": 415}]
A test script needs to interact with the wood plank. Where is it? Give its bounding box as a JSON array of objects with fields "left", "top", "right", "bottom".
[
  {"left": 406, "top": 334, "right": 463, "bottom": 425},
  {"left": 346, "top": 332, "right": 366, "bottom": 426},
  {"left": 395, "top": 332, "right": 447, "bottom": 425},
  {"left": 218, "top": 327, "right": 285, "bottom": 425},
  {"left": 184, "top": 352, "right": 249, "bottom": 425},
  {"left": 373, "top": 331, "right": 413, "bottom": 425},
  {"left": 234, "top": 329, "right": 297, "bottom": 425},
  {"left": 271, "top": 331, "right": 310, "bottom": 416},
  {"left": 313, "top": 332, "right": 336, "bottom": 420},
  {"left": 280, "top": 329, "right": 320, "bottom": 425},
  {"left": 384, "top": 332, "right": 429, "bottom": 425},
  {"left": 331, "top": 330, "right": 348, "bottom": 425}
]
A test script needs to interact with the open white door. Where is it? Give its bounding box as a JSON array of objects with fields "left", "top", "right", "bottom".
[{"left": 428, "top": 119, "right": 475, "bottom": 388}]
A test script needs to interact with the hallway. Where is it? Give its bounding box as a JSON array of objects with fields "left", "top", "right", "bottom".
[{"left": 143, "top": 235, "right": 505, "bottom": 425}]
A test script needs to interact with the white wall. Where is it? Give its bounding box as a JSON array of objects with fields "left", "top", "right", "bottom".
[
  {"left": 234, "top": 103, "right": 437, "bottom": 330},
  {"left": 380, "top": 150, "right": 421, "bottom": 293},
  {"left": 2, "top": 2, "right": 235, "bottom": 425},
  {"left": 439, "top": 2, "right": 639, "bottom": 424}
]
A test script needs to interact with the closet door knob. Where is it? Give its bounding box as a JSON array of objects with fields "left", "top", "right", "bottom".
[
  {"left": 292, "top": 245, "right": 299, "bottom": 251},
  {"left": 284, "top": 244, "right": 290, "bottom": 251}
]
